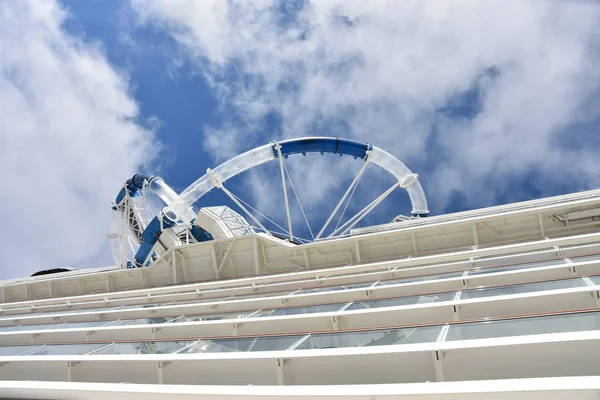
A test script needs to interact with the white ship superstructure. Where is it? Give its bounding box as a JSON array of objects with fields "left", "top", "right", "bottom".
[{"left": 1, "top": 137, "right": 600, "bottom": 399}]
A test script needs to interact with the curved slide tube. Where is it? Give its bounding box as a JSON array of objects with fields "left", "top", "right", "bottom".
[
  {"left": 166, "top": 137, "right": 429, "bottom": 220},
  {"left": 116, "top": 137, "right": 428, "bottom": 268},
  {"left": 112, "top": 174, "right": 209, "bottom": 267}
]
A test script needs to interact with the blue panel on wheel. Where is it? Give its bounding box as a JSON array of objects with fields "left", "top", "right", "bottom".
[{"left": 273, "top": 137, "right": 371, "bottom": 160}]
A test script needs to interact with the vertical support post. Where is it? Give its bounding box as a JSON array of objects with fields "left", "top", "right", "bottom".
[
  {"left": 140, "top": 269, "right": 146, "bottom": 288},
  {"left": 157, "top": 361, "right": 165, "bottom": 384},
  {"left": 433, "top": 350, "right": 445, "bottom": 382},
  {"left": 354, "top": 240, "right": 361, "bottom": 263},
  {"left": 411, "top": 231, "right": 418, "bottom": 255},
  {"left": 218, "top": 240, "right": 235, "bottom": 273},
  {"left": 276, "top": 358, "right": 286, "bottom": 385},
  {"left": 66, "top": 361, "right": 73, "bottom": 382},
  {"left": 253, "top": 238, "right": 261, "bottom": 275},
  {"left": 181, "top": 252, "right": 188, "bottom": 283},
  {"left": 274, "top": 142, "right": 293, "bottom": 242},
  {"left": 452, "top": 291, "right": 461, "bottom": 321},
  {"left": 538, "top": 212, "right": 546, "bottom": 238},
  {"left": 210, "top": 245, "right": 219, "bottom": 280},
  {"left": 303, "top": 248, "right": 310, "bottom": 269},
  {"left": 471, "top": 223, "right": 480, "bottom": 247},
  {"left": 171, "top": 251, "right": 177, "bottom": 284}
]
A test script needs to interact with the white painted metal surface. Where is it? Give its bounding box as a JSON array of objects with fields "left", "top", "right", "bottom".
[
  {"left": 2, "top": 188, "right": 600, "bottom": 396},
  {"left": 2, "top": 377, "right": 599, "bottom": 400}
]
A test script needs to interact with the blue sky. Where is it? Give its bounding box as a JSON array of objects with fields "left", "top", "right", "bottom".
[
  {"left": 0, "top": 0, "right": 599, "bottom": 279},
  {"left": 62, "top": 0, "right": 220, "bottom": 192}
]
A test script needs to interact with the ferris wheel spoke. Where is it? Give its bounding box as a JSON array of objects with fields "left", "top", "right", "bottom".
[
  {"left": 226, "top": 188, "right": 290, "bottom": 236},
  {"left": 283, "top": 161, "right": 315, "bottom": 240},
  {"left": 315, "top": 157, "right": 371, "bottom": 240},
  {"left": 333, "top": 166, "right": 363, "bottom": 232},
  {"left": 274, "top": 142, "right": 294, "bottom": 242},
  {"left": 218, "top": 184, "right": 270, "bottom": 233},
  {"left": 328, "top": 181, "right": 400, "bottom": 238}
]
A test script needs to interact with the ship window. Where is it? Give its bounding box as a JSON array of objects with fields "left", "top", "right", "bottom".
[
  {"left": 570, "top": 254, "right": 600, "bottom": 263},
  {"left": 94, "top": 340, "right": 194, "bottom": 355},
  {"left": 446, "top": 311, "right": 600, "bottom": 342},
  {"left": 296, "top": 282, "right": 374, "bottom": 294},
  {"left": 108, "top": 316, "right": 186, "bottom": 326},
  {"left": 20, "top": 343, "right": 108, "bottom": 356},
  {"left": 378, "top": 271, "right": 463, "bottom": 286},
  {"left": 466, "top": 259, "right": 566, "bottom": 276},
  {"left": 190, "top": 335, "right": 305, "bottom": 353},
  {"left": 459, "top": 278, "right": 586, "bottom": 300},
  {"left": 347, "top": 292, "right": 455, "bottom": 311},
  {"left": 179, "top": 311, "right": 250, "bottom": 322},
  {"left": 1, "top": 323, "right": 65, "bottom": 332},
  {"left": 295, "top": 325, "right": 442, "bottom": 350},
  {"left": 587, "top": 275, "right": 600, "bottom": 285},
  {"left": 0, "top": 345, "right": 42, "bottom": 356},
  {"left": 251, "top": 303, "right": 345, "bottom": 318}
]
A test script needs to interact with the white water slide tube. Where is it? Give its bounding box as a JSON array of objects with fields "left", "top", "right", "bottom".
[{"left": 166, "top": 137, "right": 429, "bottom": 222}]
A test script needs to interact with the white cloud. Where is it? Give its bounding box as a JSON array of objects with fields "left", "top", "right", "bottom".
[
  {"left": 130, "top": 0, "right": 600, "bottom": 222},
  {"left": 0, "top": 0, "right": 156, "bottom": 279}
]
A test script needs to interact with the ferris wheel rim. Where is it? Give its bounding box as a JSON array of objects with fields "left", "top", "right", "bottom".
[
  {"left": 165, "top": 136, "right": 429, "bottom": 223},
  {"left": 111, "top": 136, "right": 429, "bottom": 268}
]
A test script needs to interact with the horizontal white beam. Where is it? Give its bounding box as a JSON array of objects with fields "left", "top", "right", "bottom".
[
  {"left": 2, "top": 235, "right": 599, "bottom": 317},
  {"left": 1, "top": 259, "right": 598, "bottom": 327},
  {"left": 0, "top": 285, "right": 597, "bottom": 346},
  {"left": 1, "top": 331, "right": 599, "bottom": 385},
  {"left": 3, "top": 190, "right": 600, "bottom": 305},
  {"left": 352, "top": 188, "right": 600, "bottom": 236},
  {"left": 2, "top": 376, "right": 600, "bottom": 399}
]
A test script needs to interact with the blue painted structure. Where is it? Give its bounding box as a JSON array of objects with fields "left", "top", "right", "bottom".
[
  {"left": 113, "top": 173, "right": 215, "bottom": 267},
  {"left": 190, "top": 219, "right": 214, "bottom": 242},
  {"left": 273, "top": 137, "right": 372, "bottom": 159},
  {"left": 114, "top": 174, "right": 153, "bottom": 206},
  {"left": 133, "top": 212, "right": 177, "bottom": 267}
]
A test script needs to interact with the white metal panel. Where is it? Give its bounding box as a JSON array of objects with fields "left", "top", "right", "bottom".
[
  {"left": 1, "top": 331, "right": 600, "bottom": 385},
  {"left": 4, "top": 189, "right": 600, "bottom": 302},
  {"left": 0, "top": 287, "right": 597, "bottom": 346},
  {"left": 1, "top": 260, "right": 597, "bottom": 329},
  {"left": 3, "top": 377, "right": 600, "bottom": 400},
  {"left": 2, "top": 233, "right": 600, "bottom": 315}
]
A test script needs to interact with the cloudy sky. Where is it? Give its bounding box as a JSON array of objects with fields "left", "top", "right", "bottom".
[{"left": 0, "top": 0, "right": 599, "bottom": 279}]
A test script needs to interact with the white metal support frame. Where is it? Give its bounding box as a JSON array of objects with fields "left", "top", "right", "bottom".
[
  {"left": 316, "top": 153, "right": 371, "bottom": 240},
  {"left": 274, "top": 142, "right": 294, "bottom": 242},
  {"left": 2, "top": 332, "right": 600, "bottom": 386},
  {"left": 217, "top": 240, "right": 235, "bottom": 274},
  {"left": 207, "top": 168, "right": 269, "bottom": 234},
  {"left": 330, "top": 182, "right": 400, "bottom": 237},
  {"left": 472, "top": 223, "right": 480, "bottom": 247},
  {"left": 2, "top": 378, "right": 600, "bottom": 399},
  {"left": 2, "top": 233, "right": 599, "bottom": 317},
  {"left": 210, "top": 245, "right": 219, "bottom": 280},
  {"left": 253, "top": 238, "right": 261, "bottom": 275},
  {"left": 283, "top": 161, "right": 314, "bottom": 241}
]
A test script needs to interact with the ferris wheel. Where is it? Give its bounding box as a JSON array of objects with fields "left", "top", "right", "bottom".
[{"left": 108, "top": 137, "right": 428, "bottom": 268}]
